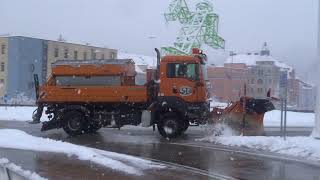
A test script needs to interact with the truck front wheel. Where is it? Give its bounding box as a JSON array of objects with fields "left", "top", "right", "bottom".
[
  {"left": 62, "top": 110, "right": 86, "bottom": 136},
  {"left": 181, "top": 120, "right": 190, "bottom": 133},
  {"left": 157, "top": 113, "right": 182, "bottom": 138}
]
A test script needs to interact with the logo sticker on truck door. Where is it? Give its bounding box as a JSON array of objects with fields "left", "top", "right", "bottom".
[{"left": 179, "top": 86, "right": 192, "bottom": 96}]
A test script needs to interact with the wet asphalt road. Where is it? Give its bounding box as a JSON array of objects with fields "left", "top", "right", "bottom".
[{"left": 0, "top": 121, "right": 319, "bottom": 180}]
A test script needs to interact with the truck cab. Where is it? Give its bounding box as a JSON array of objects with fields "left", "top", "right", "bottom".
[
  {"left": 159, "top": 52, "right": 209, "bottom": 103},
  {"left": 150, "top": 49, "right": 210, "bottom": 138}
]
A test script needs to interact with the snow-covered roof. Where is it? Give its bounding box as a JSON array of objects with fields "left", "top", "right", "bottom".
[
  {"left": 135, "top": 65, "right": 145, "bottom": 74},
  {"left": 225, "top": 54, "right": 293, "bottom": 72},
  {"left": 118, "top": 52, "right": 156, "bottom": 68}
]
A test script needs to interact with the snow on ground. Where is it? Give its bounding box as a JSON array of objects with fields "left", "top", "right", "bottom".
[
  {"left": 199, "top": 134, "right": 320, "bottom": 162},
  {"left": 0, "top": 106, "right": 47, "bottom": 122},
  {"left": 0, "top": 129, "right": 165, "bottom": 175},
  {"left": 0, "top": 106, "right": 315, "bottom": 128},
  {"left": 0, "top": 158, "right": 47, "bottom": 180},
  {"left": 264, "top": 110, "right": 314, "bottom": 127}
]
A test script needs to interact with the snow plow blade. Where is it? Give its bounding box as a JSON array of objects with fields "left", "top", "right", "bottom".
[{"left": 210, "top": 97, "right": 275, "bottom": 136}]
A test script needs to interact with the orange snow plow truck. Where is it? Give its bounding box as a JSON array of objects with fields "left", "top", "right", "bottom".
[{"left": 31, "top": 49, "right": 274, "bottom": 138}]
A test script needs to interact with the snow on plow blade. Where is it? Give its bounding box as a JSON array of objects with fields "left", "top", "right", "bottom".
[{"left": 210, "top": 97, "right": 275, "bottom": 136}]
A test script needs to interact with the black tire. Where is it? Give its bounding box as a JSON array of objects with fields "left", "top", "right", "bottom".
[
  {"left": 85, "top": 122, "right": 102, "bottom": 133},
  {"left": 62, "top": 110, "right": 87, "bottom": 136},
  {"left": 181, "top": 120, "right": 190, "bottom": 133},
  {"left": 157, "top": 113, "right": 182, "bottom": 138}
]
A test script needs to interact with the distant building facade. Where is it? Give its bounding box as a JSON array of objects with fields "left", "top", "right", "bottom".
[
  {"left": 247, "top": 61, "right": 281, "bottom": 99},
  {"left": 208, "top": 43, "right": 316, "bottom": 111},
  {"left": 207, "top": 63, "right": 248, "bottom": 102},
  {"left": 0, "top": 36, "right": 117, "bottom": 101},
  {"left": 296, "top": 80, "right": 316, "bottom": 111}
]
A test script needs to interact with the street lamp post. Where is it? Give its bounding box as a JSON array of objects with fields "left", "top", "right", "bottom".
[
  {"left": 312, "top": 85, "right": 320, "bottom": 139},
  {"left": 148, "top": 35, "right": 157, "bottom": 67},
  {"left": 312, "top": 0, "right": 320, "bottom": 139}
]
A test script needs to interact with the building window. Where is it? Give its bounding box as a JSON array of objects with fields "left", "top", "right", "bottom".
[
  {"left": 101, "top": 54, "right": 105, "bottom": 60},
  {"left": 258, "top": 70, "right": 264, "bottom": 76},
  {"left": 64, "top": 49, "right": 69, "bottom": 58},
  {"left": 1, "top": 62, "right": 5, "bottom": 72},
  {"left": 0, "top": 79, "right": 4, "bottom": 84},
  {"left": 83, "top": 52, "right": 87, "bottom": 60},
  {"left": 251, "top": 79, "right": 255, "bottom": 84},
  {"left": 54, "top": 48, "right": 59, "bottom": 58},
  {"left": 258, "top": 88, "right": 263, "bottom": 94},
  {"left": 257, "top": 79, "right": 263, "bottom": 84},
  {"left": 1, "top": 45, "right": 5, "bottom": 55},
  {"left": 110, "top": 52, "right": 116, "bottom": 59},
  {"left": 91, "top": 49, "right": 96, "bottom": 59},
  {"left": 74, "top": 50, "right": 78, "bottom": 60}
]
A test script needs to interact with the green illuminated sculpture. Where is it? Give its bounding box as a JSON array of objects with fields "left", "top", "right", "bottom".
[{"left": 162, "top": 0, "right": 225, "bottom": 55}]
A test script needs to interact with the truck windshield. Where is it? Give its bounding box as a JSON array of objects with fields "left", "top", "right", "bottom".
[{"left": 167, "top": 63, "right": 200, "bottom": 81}]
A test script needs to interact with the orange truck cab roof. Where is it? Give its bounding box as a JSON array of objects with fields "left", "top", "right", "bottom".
[{"left": 161, "top": 55, "right": 202, "bottom": 64}]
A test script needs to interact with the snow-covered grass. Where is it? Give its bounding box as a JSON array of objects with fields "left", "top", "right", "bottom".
[
  {"left": 264, "top": 110, "right": 314, "bottom": 127},
  {"left": 0, "top": 106, "right": 48, "bottom": 122},
  {"left": 0, "top": 158, "right": 47, "bottom": 180},
  {"left": 0, "top": 129, "right": 165, "bottom": 175},
  {"left": 199, "top": 135, "right": 320, "bottom": 162}
]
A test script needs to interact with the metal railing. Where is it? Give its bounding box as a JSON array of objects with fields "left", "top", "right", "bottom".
[{"left": 0, "top": 164, "right": 28, "bottom": 180}]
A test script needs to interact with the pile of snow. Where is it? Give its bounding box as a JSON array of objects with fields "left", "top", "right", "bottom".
[
  {"left": 203, "top": 123, "right": 237, "bottom": 137},
  {"left": 0, "top": 129, "right": 165, "bottom": 175},
  {"left": 0, "top": 158, "right": 46, "bottom": 180},
  {"left": 199, "top": 135, "right": 320, "bottom": 162},
  {"left": 264, "top": 110, "right": 314, "bottom": 127}
]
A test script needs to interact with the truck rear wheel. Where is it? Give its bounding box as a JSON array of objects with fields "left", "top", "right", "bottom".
[
  {"left": 157, "top": 113, "right": 182, "bottom": 138},
  {"left": 85, "top": 122, "right": 102, "bottom": 133},
  {"left": 62, "top": 110, "right": 86, "bottom": 136}
]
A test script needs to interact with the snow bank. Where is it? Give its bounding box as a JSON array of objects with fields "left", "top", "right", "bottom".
[
  {"left": 199, "top": 135, "right": 320, "bottom": 162},
  {"left": 0, "top": 158, "right": 46, "bottom": 180},
  {"left": 0, "top": 106, "right": 47, "bottom": 122},
  {"left": 0, "top": 129, "right": 165, "bottom": 175},
  {"left": 264, "top": 110, "right": 314, "bottom": 127}
]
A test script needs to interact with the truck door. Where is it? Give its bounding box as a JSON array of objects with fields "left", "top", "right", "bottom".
[{"left": 164, "top": 63, "right": 201, "bottom": 102}]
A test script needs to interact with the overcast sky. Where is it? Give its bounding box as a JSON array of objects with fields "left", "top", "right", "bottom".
[{"left": 0, "top": 0, "right": 318, "bottom": 80}]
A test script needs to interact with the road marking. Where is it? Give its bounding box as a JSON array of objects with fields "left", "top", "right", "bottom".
[
  {"left": 169, "top": 142, "right": 320, "bottom": 168},
  {"left": 98, "top": 149, "right": 235, "bottom": 180},
  {"left": 142, "top": 157, "right": 237, "bottom": 180}
]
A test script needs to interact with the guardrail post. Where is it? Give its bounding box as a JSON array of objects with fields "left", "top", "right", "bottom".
[{"left": 4, "top": 166, "right": 11, "bottom": 180}]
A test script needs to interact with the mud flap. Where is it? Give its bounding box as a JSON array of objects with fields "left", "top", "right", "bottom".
[{"left": 29, "top": 105, "right": 43, "bottom": 124}]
